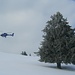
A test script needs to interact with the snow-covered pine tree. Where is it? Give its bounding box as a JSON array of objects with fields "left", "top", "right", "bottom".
[{"left": 38, "top": 12, "right": 75, "bottom": 69}]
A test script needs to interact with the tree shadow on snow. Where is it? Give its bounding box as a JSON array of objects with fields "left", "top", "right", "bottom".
[
  {"left": 40, "top": 64, "right": 75, "bottom": 71},
  {"left": 61, "top": 65, "right": 75, "bottom": 71}
]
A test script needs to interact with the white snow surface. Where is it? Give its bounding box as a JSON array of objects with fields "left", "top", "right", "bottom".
[{"left": 0, "top": 52, "right": 75, "bottom": 75}]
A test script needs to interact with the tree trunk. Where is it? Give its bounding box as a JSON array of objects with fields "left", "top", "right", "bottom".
[{"left": 57, "top": 63, "right": 61, "bottom": 69}]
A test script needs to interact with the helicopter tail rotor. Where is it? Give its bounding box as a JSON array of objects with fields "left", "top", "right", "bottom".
[{"left": 12, "top": 33, "right": 14, "bottom": 36}]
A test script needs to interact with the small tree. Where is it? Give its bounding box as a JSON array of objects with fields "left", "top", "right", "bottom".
[
  {"left": 38, "top": 12, "right": 75, "bottom": 69},
  {"left": 21, "top": 51, "right": 28, "bottom": 56},
  {"left": 29, "top": 54, "right": 31, "bottom": 56}
]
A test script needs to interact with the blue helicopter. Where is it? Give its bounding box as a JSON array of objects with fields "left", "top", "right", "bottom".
[{"left": 0, "top": 33, "right": 14, "bottom": 38}]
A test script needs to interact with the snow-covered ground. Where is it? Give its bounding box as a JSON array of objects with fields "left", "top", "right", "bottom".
[{"left": 0, "top": 52, "right": 75, "bottom": 75}]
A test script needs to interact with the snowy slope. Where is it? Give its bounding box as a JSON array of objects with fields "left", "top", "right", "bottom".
[{"left": 0, "top": 52, "right": 75, "bottom": 75}]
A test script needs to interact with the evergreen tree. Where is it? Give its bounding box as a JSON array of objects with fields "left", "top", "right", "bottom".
[
  {"left": 38, "top": 12, "right": 75, "bottom": 69},
  {"left": 21, "top": 51, "right": 28, "bottom": 56}
]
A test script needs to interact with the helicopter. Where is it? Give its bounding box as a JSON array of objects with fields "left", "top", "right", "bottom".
[{"left": 0, "top": 33, "right": 14, "bottom": 38}]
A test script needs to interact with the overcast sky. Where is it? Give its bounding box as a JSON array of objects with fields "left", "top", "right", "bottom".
[{"left": 0, "top": 0, "right": 75, "bottom": 54}]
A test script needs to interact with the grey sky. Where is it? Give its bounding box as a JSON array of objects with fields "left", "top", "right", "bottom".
[{"left": 0, "top": 0, "right": 75, "bottom": 54}]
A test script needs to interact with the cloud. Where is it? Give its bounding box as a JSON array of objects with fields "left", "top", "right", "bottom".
[{"left": 0, "top": 0, "right": 75, "bottom": 54}]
